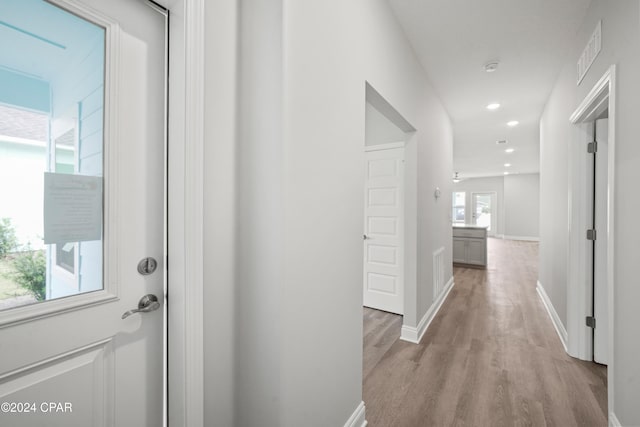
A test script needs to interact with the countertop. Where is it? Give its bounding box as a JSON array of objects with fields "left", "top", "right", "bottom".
[{"left": 452, "top": 224, "right": 489, "bottom": 230}]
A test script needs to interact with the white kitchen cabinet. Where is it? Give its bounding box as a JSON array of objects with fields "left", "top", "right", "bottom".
[{"left": 452, "top": 226, "right": 487, "bottom": 267}]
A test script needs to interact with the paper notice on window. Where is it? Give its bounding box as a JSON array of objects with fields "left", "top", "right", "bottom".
[{"left": 43, "top": 172, "right": 102, "bottom": 244}]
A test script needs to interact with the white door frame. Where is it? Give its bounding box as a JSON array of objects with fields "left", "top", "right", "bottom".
[
  {"left": 568, "top": 65, "right": 615, "bottom": 420},
  {"left": 165, "top": 0, "right": 205, "bottom": 425}
]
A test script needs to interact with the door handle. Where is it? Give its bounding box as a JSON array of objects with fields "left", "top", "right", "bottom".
[
  {"left": 122, "top": 294, "right": 161, "bottom": 319},
  {"left": 363, "top": 234, "right": 370, "bottom": 240}
]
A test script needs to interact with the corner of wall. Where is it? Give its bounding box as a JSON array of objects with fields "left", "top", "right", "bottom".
[{"left": 400, "top": 276, "right": 454, "bottom": 344}]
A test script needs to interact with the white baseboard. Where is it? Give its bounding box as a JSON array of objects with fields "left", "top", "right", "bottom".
[
  {"left": 536, "top": 281, "right": 568, "bottom": 352},
  {"left": 503, "top": 235, "right": 540, "bottom": 242},
  {"left": 400, "top": 277, "right": 454, "bottom": 344},
  {"left": 344, "top": 401, "right": 367, "bottom": 427},
  {"left": 609, "top": 412, "right": 621, "bottom": 427}
]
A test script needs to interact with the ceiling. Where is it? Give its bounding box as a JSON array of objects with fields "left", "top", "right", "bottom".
[
  {"left": 387, "top": 0, "right": 592, "bottom": 179},
  {"left": 0, "top": 0, "right": 102, "bottom": 83}
]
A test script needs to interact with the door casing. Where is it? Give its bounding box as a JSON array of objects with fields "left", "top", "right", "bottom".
[
  {"left": 593, "top": 118, "right": 608, "bottom": 365},
  {"left": 164, "top": 0, "right": 206, "bottom": 425},
  {"left": 568, "top": 65, "right": 616, "bottom": 422}
]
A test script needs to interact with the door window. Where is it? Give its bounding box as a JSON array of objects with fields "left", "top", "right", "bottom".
[
  {"left": 473, "top": 193, "right": 492, "bottom": 231},
  {"left": 0, "top": 0, "right": 105, "bottom": 310}
]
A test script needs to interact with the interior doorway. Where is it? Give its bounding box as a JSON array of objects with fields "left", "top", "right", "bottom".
[
  {"left": 568, "top": 65, "right": 615, "bottom": 419},
  {"left": 362, "top": 84, "right": 418, "bottom": 418},
  {"left": 362, "top": 83, "right": 416, "bottom": 321}
]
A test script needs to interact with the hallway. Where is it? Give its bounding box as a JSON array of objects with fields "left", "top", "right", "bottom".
[{"left": 363, "top": 238, "right": 607, "bottom": 426}]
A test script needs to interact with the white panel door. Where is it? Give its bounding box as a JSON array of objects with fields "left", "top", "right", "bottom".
[
  {"left": 363, "top": 147, "right": 404, "bottom": 315},
  {"left": 593, "top": 118, "right": 608, "bottom": 365},
  {"left": 0, "top": 1, "right": 165, "bottom": 426}
]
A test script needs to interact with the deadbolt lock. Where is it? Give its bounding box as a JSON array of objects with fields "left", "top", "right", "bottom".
[{"left": 137, "top": 257, "right": 158, "bottom": 275}]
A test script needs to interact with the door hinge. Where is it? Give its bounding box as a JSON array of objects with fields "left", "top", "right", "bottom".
[
  {"left": 586, "top": 229, "right": 597, "bottom": 240},
  {"left": 587, "top": 141, "right": 598, "bottom": 153},
  {"left": 586, "top": 316, "right": 596, "bottom": 328}
]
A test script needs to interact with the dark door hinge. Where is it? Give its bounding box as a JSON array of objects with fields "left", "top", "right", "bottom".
[
  {"left": 586, "top": 229, "right": 597, "bottom": 241},
  {"left": 586, "top": 316, "right": 596, "bottom": 328},
  {"left": 588, "top": 141, "right": 597, "bottom": 153}
]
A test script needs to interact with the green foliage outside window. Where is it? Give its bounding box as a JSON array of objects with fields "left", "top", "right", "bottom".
[
  {"left": 9, "top": 250, "right": 46, "bottom": 301},
  {"left": 0, "top": 218, "right": 18, "bottom": 258}
]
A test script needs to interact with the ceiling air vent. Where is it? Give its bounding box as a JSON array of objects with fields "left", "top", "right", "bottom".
[{"left": 496, "top": 140, "right": 508, "bottom": 145}]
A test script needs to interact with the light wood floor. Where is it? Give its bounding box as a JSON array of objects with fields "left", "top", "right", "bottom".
[{"left": 363, "top": 238, "right": 607, "bottom": 427}]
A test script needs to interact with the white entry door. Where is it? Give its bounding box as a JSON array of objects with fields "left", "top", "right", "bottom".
[
  {"left": 471, "top": 192, "right": 495, "bottom": 236},
  {"left": 363, "top": 146, "right": 404, "bottom": 315},
  {"left": 593, "top": 118, "right": 608, "bottom": 365},
  {"left": 0, "top": 0, "right": 165, "bottom": 426}
]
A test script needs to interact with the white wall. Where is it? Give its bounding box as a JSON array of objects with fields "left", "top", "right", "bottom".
[
  {"left": 236, "top": 0, "right": 285, "bottom": 425},
  {"left": 539, "top": 66, "right": 572, "bottom": 328},
  {"left": 365, "top": 102, "right": 407, "bottom": 146},
  {"left": 201, "top": 0, "right": 453, "bottom": 425},
  {"left": 504, "top": 174, "right": 540, "bottom": 239},
  {"left": 203, "top": 0, "right": 238, "bottom": 425},
  {"left": 539, "top": 1, "right": 640, "bottom": 424},
  {"left": 284, "top": 1, "right": 452, "bottom": 424}
]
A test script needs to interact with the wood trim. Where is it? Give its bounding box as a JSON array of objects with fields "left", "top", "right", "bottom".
[
  {"left": 400, "top": 277, "right": 454, "bottom": 344},
  {"left": 536, "top": 281, "right": 568, "bottom": 352},
  {"left": 344, "top": 401, "right": 367, "bottom": 427}
]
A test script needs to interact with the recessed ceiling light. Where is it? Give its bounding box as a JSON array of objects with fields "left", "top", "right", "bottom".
[
  {"left": 484, "top": 61, "right": 499, "bottom": 73},
  {"left": 505, "top": 148, "right": 515, "bottom": 153},
  {"left": 486, "top": 103, "right": 500, "bottom": 110},
  {"left": 504, "top": 163, "right": 511, "bottom": 167},
  {"left": 504, "top": 171, "right": 510, "bottom": 175},
  {"left": 507, "top": 120, "right": 519, "bottom": 127}
]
